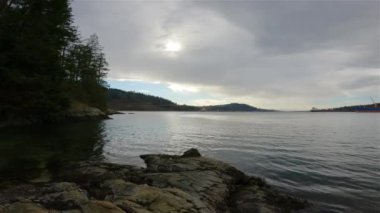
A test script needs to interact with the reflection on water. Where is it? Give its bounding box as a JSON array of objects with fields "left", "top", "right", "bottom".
[
  {"left": 102, "top": 112, "right": 380, "bottom": 213},
  {"left": 0, "top": 121, "right": 106, "bottom": 180},
  {"left": 0, "top": 112, "right": 379, "bottom": 212}
]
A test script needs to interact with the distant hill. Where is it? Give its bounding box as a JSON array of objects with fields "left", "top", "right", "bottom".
[
  {"left": 107, "top": 89, "right": 198, "bottom": 111},
  {"left": 311, "top": 103, "right": 380, "bottom": 112},
  {"left": 107, "top": 88, "right": 271, "bottom": 112},
  {"left": 201, "top": 103, "right": 270, "bottom": 112}
]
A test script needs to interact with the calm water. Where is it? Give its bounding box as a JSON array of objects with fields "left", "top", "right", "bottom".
[{"left": 0, "top": 112, "right": 379, "bottom": 212}]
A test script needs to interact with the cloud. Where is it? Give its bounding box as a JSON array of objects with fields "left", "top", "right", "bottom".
[
  {"left": 191, "top": 98, "right": 232, "bottom": 106},
  {"left": 72, "top": 0, "right": 380, "bottom": 109},
  {"left": 167, "top": 83, "right": 199, "bottom": 93}
]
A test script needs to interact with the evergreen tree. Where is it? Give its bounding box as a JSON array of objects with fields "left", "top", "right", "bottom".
[
  {"left": 63, "top": 34, "right": 109, "bottom": 110},
  {"left": 0, "top": 0, "right": 77, "bottom": 122},
  {"left": 0, "top": 0, "right": 108, "bottom": 123}
]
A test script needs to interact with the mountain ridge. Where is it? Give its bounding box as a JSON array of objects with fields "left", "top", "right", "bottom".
[{"left": 107, "top": 88, "right": 272, "bottom": 112}]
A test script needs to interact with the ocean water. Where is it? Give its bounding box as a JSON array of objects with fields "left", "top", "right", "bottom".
[{"left": 0, "top": 112, "right": 379, "bottom": 212}]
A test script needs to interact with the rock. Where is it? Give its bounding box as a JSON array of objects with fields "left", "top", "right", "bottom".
[
  {"left": 140, "top": 149, "right": 251, "bottom": 212},
  {"left": 0, "top": 184, "right": 39, "bottom": 205},
  {"left": 0, "top": 149, "right": 310, "bottom": 213},
  {"left": 102, "top": 179, "right": 204, "bottom": 213},
  {"left": 38, "top": 182, "right": 89, "bottom": 210},
  {"left": 113, "top": 199, "right": 152, "bottom": 213},
  {"left": 182, "top": 148, "right": 201, "bottom": 158},
  {"left": 141, "top": 150, "right": 248, "bottom": 184},
  {"left": 66, "top": 101, "right": 109, "bottom": 120},
  {"left": 230, "top": 183, "right": 309, "bottom": 213},
  {"left": 1, "top": 202, "right": 48, "bottom": 213},
  {"left": 143, "top": 170, "right": 228, "bottom": 212},
  {"left": 81, "top": 200, "right": 124, "bottom": 213},
  {"left": 140, "top": 150, "right": 308, "bottom": 212},
  {"left": 29, "top": 169, "right": 52, "bottom": 183},
  {"left": 106, "top": 109, "right": 124, "bottom": 115}
]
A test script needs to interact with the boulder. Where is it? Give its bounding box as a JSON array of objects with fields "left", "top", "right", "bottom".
[
  {"left": 182, "top": 148, "right": 201, "bottom": 157},
  {"left": 0, "top": 149, "right": 310, "bottom": 213},
  {"left": 38, "top": 182, "right": 89, "bottom": 210},
  {"left": 66, "top": 101, "right": 109, "bottom": 120}
]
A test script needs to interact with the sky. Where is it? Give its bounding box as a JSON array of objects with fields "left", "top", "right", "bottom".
[{"left": 72, "top": 0, "right": 380, "bottom": 110}]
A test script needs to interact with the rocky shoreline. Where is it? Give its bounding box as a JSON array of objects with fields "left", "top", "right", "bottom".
[
  {"left": 0, "top": 149, "right": 309, "bottom": 213},
  {"left": 0, "top": 105, "right": 123, "bottom": 128}
]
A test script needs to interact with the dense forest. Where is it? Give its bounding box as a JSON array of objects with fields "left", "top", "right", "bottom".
[
  {"left": 107, "top": 89, "right": 198, "bottom": 111},
  {"left": 0, "top": 0, "right": 108, "bottom": 124}
]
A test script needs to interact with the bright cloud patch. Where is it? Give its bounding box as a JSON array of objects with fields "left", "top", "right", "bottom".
[{"left": 168, "top": 83, "right": 199, "bottom": 93}]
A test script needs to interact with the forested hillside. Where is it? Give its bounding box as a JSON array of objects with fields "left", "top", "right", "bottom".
[
  {"left": 107, "top": 89, "right": 198, "bottom": 111},
  {"left": 310, "top": 103, "right": 380, "bottom": 112},
  {"left": 202, "top": 103, "right": 271, "bottom": 112},
  {"left": 107, "top": 89, "right": 271, "bottom": 112},
  {"left": 0, "top": 0, "right": 108, "bottom": 124}
]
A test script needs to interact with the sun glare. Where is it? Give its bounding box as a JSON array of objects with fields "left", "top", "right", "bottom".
[{"left": 164, "top": 40, "right": 182, "bottom": 52}]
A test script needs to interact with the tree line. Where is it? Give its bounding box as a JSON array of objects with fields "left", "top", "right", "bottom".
[{"left": 0, "top": 0, "right": 108, "bottom": 123}]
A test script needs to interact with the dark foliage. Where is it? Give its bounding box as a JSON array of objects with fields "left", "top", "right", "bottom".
[
  {"left": 107, "top": 88, "right": 199, "bottom": 111},
  {"left": 0, "top": 0, "right": 108, "bottom": 123},
  {"left": 63, "top": 34, "right": 109, "bottom": 111}
]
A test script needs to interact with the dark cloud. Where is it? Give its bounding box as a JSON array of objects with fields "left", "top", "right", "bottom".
[
  {"left": 72, "top": 0, "right": 380, "bottom": 109},
  {"left": 199, "top": 1, "right": 379, "bottom": 54}
]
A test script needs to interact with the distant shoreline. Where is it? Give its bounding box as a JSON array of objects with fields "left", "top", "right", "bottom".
[
  {"left": 310, "top": 103, "right": 380, "bottom": 112},
  {"left": 107, "top": 88, "right": 275, "bottom": 112}
]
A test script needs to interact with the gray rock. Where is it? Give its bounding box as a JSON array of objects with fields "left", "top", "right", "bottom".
[
  {"left": 66, "top": 102, "right": 109, "bottom": 120},
  {"left": 102, "top": 179, "right": 204, "bottom": 213},
  {"left": 80, "top": 200, "right": 125, "bottom": 213},
  {"left": 1, "top": 202, "right": 48, "bottom": 213},
  {"left": 38, "top": 182, "right": 88, "bottom": 210},
  {"left": 0, "top": 149, "right": 310, "bottom": 213},
  {"left": 182, "top": 148, "right": 201, "bottom": 158}
]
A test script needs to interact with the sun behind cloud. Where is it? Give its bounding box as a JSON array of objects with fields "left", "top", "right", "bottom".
[{"left": 164, "top": 40, "right": 182, "bottom": 52}]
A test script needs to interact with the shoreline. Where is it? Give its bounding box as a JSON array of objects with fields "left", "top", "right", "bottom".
[{"left": 0, "top": 148, "right": 309, "bottom": 213}]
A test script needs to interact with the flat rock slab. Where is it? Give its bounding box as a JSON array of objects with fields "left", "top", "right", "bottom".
[{"left": 0, "top": 149, "right": 309, "bottom": 213}]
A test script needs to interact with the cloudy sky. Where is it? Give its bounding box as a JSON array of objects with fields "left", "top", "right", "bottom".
[{"left": 72, "top": 0, "right": 380, "bottom": 110}]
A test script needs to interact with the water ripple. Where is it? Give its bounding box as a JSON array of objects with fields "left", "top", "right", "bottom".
[{"left": 103, "top": 112, "right": 380, "bottom": 212}]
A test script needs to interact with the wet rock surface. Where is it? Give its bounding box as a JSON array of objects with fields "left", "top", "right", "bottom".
[
  {"left": 0, "top": 149, "right": 309, "bottom": 213},
  {"left": 66, "top": 101, "right": 109, "bottom": 120}
]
